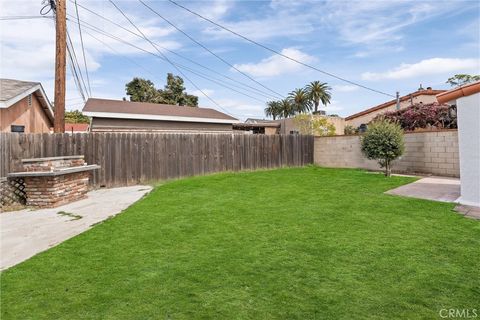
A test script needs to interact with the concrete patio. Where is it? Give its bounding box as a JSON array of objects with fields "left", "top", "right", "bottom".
[
  {"left": 0, "top": 185, "right": 152, "bottom": 270},
  {"left": 386, "top": 176, "right": 480, "bottom": 220}
]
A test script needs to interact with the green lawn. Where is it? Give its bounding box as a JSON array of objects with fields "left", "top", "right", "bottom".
[{"left": 1, "top": 167, "right": 479, "bottom": 319}]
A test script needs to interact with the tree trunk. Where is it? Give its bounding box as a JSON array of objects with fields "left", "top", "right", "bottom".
[
  {"left": 385, "top": 160, "right": 391, "bottom": 177},
  {"left": 314, "top": 101, "right": 319, "bottom": 113}
]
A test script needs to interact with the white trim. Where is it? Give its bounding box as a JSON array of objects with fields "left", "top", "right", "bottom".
[{"left": 83, "top": 111, "right": 239, "bottom": 124}]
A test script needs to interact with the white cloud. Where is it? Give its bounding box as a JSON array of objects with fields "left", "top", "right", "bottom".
[
  {"left": 332, "top": 85, "right": 358, "bottom": 93},
  {"left": 233, "top": 48, "right": 316, "bottom": 78},
  {"left": 0, "top": 0, "right": 180, "bottom": 102},
  {"left": 361, "top": 58, "right": 480, "bottom": 81}
]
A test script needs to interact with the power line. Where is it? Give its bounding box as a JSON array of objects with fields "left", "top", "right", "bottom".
[
  {"left": 75, "top": 17, "right": 268, "bottom": 104},
  {"left": 66, "top": 27, "right": 89, "bottom": 101},
  {"left": 66, "top": 30, "right": 87, "bottom": 102},
  {"left": 83, "top": 29, "right": 264, "bottom": 105},
  {"left": 108, "top": 0, "right": 235, "bottom": 117},
  {"left": 139, "top": 0, "right": 284, "bottom": 100},
  {"left": 0, "top": 16, "right": 52, "bottom": 21},
  {"left": 167, "top": 0, "right": 396, "bottom": 98},
  {"left": 73, "top": 0, "right": 92, "bottom": 96},
  {"left": 68, "top": 0, "right": 279, "bottom": 101}
]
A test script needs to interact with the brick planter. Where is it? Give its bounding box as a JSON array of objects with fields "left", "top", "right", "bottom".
[{"left": 7, "top": 156, "right": 99, "bottom": 208}]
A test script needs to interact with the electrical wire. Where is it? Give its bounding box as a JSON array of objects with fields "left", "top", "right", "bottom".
[
  {"left": 66, "top": 28, "right": 89, "bottom": 101},
  {"left": 167, "top": 0, "right": 396, "bottom": 98},
  {"left": 83, "top": 28, "right": 265, "bottom": 104},
  {"left": 68, "top": 0, "right": 279, "bottom": 101},
  {"left": 108, "top": 0, "right": 235, "bottom": 117},
  {"left": 139, "top": 0, "right": 284, "bottom": 100},
  {"left": 73, "top": 0, "right": 92, "bottom": 96},
  {"left": 0, "top": 16, "right": 52, "bottom": 21}
]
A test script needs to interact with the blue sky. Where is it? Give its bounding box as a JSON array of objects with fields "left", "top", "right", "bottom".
[{"left": 1, "top": 0, "right": 479, "bottom": 120}]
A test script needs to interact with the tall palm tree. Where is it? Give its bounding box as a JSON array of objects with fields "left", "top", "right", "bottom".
[
  {"left": 264, "top": 101, "right": 281, "bottom": 120},
  {"left": 305, "top": 81, "right": 331, "bottom": 113},
  {"left": 288, "top": 88, "right": 312, "bottom": 114},
  {"left": 278, "top": 99, "right": 294, "bottom": 119}
]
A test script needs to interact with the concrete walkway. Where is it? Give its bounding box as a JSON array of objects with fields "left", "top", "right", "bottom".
[
  {"left": 386, "top": 176, "right": 480, "bottom": 220},
  {"left": 0, "top": 185, "right": 152, "bottom": 270},
  {"left": 386, "top": 176, "right": 461, "bottom": 202}
]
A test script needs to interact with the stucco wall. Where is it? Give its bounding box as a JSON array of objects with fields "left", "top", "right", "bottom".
[
  {"left": 314, "top": 130, "right": 459, "bottom": 177},
  {"left": 0, "top": 94, "right": 52, "bottom": 133},
  {"left": 275, "top": 116, "right": 345, "bottom": 135},
  {"left": 346, "top": 94, "right": 438, "bottom": 128},
  {"left": 456, "top": 93, "right": 480, "bottom": 206}
]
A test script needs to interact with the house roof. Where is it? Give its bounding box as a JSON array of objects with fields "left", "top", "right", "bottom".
[
  {"left": 65, "top": 123, "right": 89, "bottom": 132},
  {"left": 345, "top": 88, "right": 446, "bottom": 120},
  {"left": 82, "top": 98, "right": 239, "bottom": 124},
  {"left": 0, "top": 78, "right": 54, "bottom": 121},
  {"left": 437, "top": 81, "right": 480, "bottom": 104}
]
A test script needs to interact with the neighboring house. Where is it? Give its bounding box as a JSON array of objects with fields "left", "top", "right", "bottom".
[
  {"left": 345, "top": 87, "right": 445, "bottom": 129},
  {"left": 437, "top": 81, "right": 480, "bottom": 207},
  {"left": 65, "top": 123, "right": 89, "bottom": 133},
  {"left": 0, "top": 79, "right": 54, "bottom": 133},
  {"left": 233, "top": 122, "right": 280, "bottom": 135},
  {"left": 82, "top": 98, "right": 239, "bottom": 133},
  {"left": 274, "top": 115, "right": 345, "bottom": 135}
]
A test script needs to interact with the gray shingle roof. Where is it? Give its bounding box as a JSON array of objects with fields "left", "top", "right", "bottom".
[
  {"left": 83, "top": 98, "right": 238, "bottom": 122},
  {"left": 0, "top": 79, "right": 39, "bottom": 102}
]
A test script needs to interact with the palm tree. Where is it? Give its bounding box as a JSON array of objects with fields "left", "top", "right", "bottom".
[
  {"left": 278, "top": 99, "right": 294, "bottom": 119},
  {"left": 288, "top": 88, "right": 312, "bottom": 114},
  {"left": 264, "top": 101, "right": 281, "bottom": 120},
  {"left": 305, "top": 81, "right": 331, "bottom": 113}
]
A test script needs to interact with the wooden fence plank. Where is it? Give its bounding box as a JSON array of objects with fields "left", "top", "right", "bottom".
[{"left": 1, "top": 133, "right": 313, "bottom": 186}]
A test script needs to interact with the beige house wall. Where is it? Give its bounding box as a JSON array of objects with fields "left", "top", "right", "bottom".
[
  {"left": 346, "top": 94, "right": 438, "bottom": 128},
  {"left": 314, "top": 130, "right": 459, "bottom": 177},
  {"left": 0, "top": 94, "right": 52, "bottom": 133},
  {"left": 275, "top": 115, "right": 345, "bottom": 135}
]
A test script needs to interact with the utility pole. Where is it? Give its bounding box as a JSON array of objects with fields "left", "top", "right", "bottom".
[
  {"left": 53, "top": 0, "right": 66, "bottom": 133},
  {"left": 395, "top": 91, "right": 400, "bottom": 110}
]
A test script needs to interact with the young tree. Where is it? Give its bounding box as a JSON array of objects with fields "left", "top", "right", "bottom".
[
  {"left": 305, "top": 81, "right": 331, "bottom": 113},
  {"left": 446, "top": 74, "right": 480, "bottom": 87},
  {"left": 361, "top": 120, "right": 404, "bottom": 177},
  {"left": 293, "top": 114, "right": 336, "bottom": 136}
]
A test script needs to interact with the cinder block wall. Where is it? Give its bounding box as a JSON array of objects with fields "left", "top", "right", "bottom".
[{"left": 314, "top": 130, "right": 459, "bottom": 177}]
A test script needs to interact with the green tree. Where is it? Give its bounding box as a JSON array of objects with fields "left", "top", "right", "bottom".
[
  {"left": 278, "top": 99, "right": 295, "bottom": 119},
  {"left": 159, "top": 73, "right": 198, "bottom": 106},
  {"left": 446, "top": 74, "right": 480, "bottom": 87},
  {"left": 64, "top": 110, "right": 90, "bottom": 124},
  {"left": 264, "top": 101, "right": 281, "bottom": 120},
  {"left": 288, "top": 88, "right": 312, "bottom": 114},
  {"left": 293, "top": 114, "right": 336, "bottom": 136},
  {"left": 305, "top": 81, "right": 331, "bottom": 113},
  {"left": 125, "top": 74, "right": 199, "bottom": 106},
  {"left": 361, "top": 120, "right": 404, "bottom": 177},
  {"left": 125, "top": 78, "right": 161, "bottom": 103}
]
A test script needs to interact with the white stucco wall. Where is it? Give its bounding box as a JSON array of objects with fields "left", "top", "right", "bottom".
[{"left": 456, "top": 92, "right": 480, "bottom": 207}]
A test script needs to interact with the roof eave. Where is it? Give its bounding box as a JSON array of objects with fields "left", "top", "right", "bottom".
[{"left": 83, "top": 111, "right": 240, "bottom": 124}]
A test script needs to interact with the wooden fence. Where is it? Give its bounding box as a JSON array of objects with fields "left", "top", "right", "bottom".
[{"left": 0, "top": 133, "right": 314, "bottom": 187}]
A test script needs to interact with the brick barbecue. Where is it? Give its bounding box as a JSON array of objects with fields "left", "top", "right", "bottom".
[{"left": 7, "top": 156, "right": 99, "bottom": 208}]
